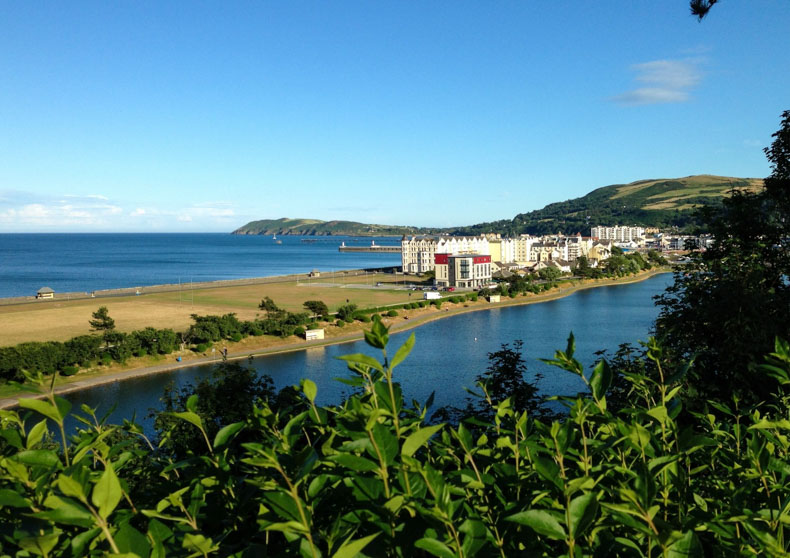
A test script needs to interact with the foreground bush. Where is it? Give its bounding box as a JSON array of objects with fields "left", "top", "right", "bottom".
[{"left": 2, "top": 325, "right": 790, "bottom": 556}]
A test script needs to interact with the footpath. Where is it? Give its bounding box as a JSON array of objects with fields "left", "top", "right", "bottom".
[{"left": 0, "top": 268, "right": 671, "bottom": 410}]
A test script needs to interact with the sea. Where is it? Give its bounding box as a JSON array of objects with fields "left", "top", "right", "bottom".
[{"left": 0, "top": 233, "right": 403, "bottom": 299}]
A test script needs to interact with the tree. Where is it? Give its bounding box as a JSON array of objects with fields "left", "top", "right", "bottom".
[
  {"left": 89, "top": 306, "right": 115, "bottom": 333},
  {"left": 303, "top": 300, "right": 329, "bottom": 320},
  {"left": 335, "top": 303, "right": 358, "bottom": 321},
  {"left": 655, "top": 112, "right": 790, "bottom": 404},
  {"left": 435, "top": 340, "right": 553, "bottom": 423},
  {"left": 153, "top": 362, "right": 281, "bottom": 459}
]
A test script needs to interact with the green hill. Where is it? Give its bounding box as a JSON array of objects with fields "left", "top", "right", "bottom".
[
  {"left": 232, "top": 217, "right": 440, "bottom": 237},
  {"left": 233, "top": 176, "right": 762, "bottom": 237},
  {"left": 449, "top": 175, "right": 763, "bottom": 236}
]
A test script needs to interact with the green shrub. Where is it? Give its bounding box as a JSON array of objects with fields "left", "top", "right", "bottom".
[
  {"left": 387, "top": 310, "right": 398, "bottom": 317},
  {"left": 418, "top": 301, "right": 427, "bottom": 308},
  {"left": 433, "top": 300, "right": 442, "bottom": 309},
  {"left": 230, "top": 333, "right": 243, "bottom": 342},
  {"left": 336, "top": 319, "right": 345, "bottom": 327},
  {"left": 60, "top": 365, "right": 79, "bottom": 376},
  {"left": 195, "top": 343, "right": 210, "bottom": 353},
  {"left": 469, "top": 293, "right": 478, "bottom": 301},
  {"left": 100, "top": 353, "right": 112, "bottom": 366},
  {"left": 3, "top": 328, "right": 790, "bottom": 557},
  {"left": 357, "top": 314, "right": 371, "bottom": 323},
  {"left": 293, "top": 326, "right": 306, "bottom": 337}
]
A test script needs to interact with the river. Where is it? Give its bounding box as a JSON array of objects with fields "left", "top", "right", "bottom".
[{"left": 61, "top": 273, "right": 672, "bottom": 434}]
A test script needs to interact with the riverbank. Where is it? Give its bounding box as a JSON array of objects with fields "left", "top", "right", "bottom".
[{"left": 0, "top": 268, "right": 671, "bottom": 409}]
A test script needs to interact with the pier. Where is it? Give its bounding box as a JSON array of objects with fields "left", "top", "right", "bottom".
[{"left": 339, "top": 241, "right": 401, "bottom": 253}]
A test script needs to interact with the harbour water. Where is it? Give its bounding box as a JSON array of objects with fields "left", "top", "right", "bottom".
[
  {"left": 0, "top": 233, "right": 402, "bottom": 299},
  {"left": 62, "top": 273, "right": 672, "bottom": 435}
]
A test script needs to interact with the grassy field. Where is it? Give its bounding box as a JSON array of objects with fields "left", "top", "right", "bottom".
[{"left": 0, "top": 273, "right": 426, "bottom": 346}]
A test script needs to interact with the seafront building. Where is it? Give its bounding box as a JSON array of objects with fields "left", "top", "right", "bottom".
[
  {"left": 434, "top": 254, "right": 492, "bottom": 289},
  {"left": 590, "top": 226, "right": 646, "bottom": 243},
  {"left": 401, "top": 235, "right": 491, "bottom": 274}
]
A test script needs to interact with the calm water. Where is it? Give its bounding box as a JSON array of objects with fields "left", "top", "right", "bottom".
[
  {"left": 62, "top": 274, "right": 672, "bottom": 434},
  {"left": 0, "top": 233, "right": 401, "bottom": 298}
]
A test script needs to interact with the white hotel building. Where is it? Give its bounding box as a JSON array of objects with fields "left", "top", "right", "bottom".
[{"left": 401, "top": 235, "right": 490, "bottom": 274}]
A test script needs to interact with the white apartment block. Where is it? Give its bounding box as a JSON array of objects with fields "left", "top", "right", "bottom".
[
  {"left": 401, "top": 235, "right": 490, "bottom": 274},
  {"left": 590, "top": 226, "right": 646, "bottom": 243}
]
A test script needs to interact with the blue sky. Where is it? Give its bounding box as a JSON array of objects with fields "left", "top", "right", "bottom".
[{"left": 1, "top": 2, "right": 788, "bottom": 232}]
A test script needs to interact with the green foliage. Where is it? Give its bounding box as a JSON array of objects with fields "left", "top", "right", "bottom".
[
  {"left": 335, "top": 303, "right": 358, "bottom": 321},
  {"left": 293, "top": 326, "right": 306, "bottom": 337},
  {"left": 3, "top": 327, "right": 790, "bottom": 556},
  {"left": 656, "top": 111, "right": 790, "bottom": 406},
  {"left": 88, "top": 306, "right": 115, "bottom": 333},
  {"left": 387, "top": 309, "right": 398, "bottom": 317},
  {"left": 152, "top": 361, "right": 279, "bottom": 459},
  {"left": 303, "top": 299, "right": 329, "bottom": 320}
]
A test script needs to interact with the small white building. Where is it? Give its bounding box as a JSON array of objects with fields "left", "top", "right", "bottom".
[
  {"left": 305, "top": 329, "right": 325, "bottom": 341},
  {"left": 36, "top": 287, "right": 55, "bottom": 299}
]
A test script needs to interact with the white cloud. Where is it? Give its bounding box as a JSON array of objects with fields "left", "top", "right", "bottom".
[
  {"left": 0, "top": 190, "right": 239, "bottom": 231},
  {"left": 611, "top": 58, "right": 704, "bottom": 106}
]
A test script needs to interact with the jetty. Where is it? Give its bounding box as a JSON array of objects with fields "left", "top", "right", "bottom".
[{"left": 339, "top": 241, "right": 401, "bottom": 253}]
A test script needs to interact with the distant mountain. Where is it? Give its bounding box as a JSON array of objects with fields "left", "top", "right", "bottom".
[
  {"left": 232, "top": 217, "right": 442, "bottom": 237},
  {"left": 448, "top": 175, "right": 763, "bottom": 236}
]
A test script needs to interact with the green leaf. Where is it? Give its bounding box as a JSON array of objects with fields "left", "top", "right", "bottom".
[
  {"left": 263, "top": 492, "right": 305, "bottom": 524},
  {"left": 26, "top": 419, "right": 48, "bottom": 449},
  {"left": 415, "top": 537, "right": 457, "bottom": 558},
  {"left": 91, "top": 464, "right": 122, "bottom": 519},
  {"left": 0, "top": 488, "right": 32, "bottom": 508},
  {"left": 302, "top": 378, "right": 318, "bottom": 403},
  {"left": 569, "top": 492, "right": 599, "bottom": 539},
  {"left": 328, "top": 453, "right": 380, "bottom": 472},
  {"left": 18, "top": 397, "right": 63, "bottom": 423},
  {"left": 505, "top": 509, "right": 566, "bottom": 540},
  {"left": 182, "top": 533, "right": 218, "bottom": 555},
  {"left": 646, "top": 405, "right": 669, "bottom": 425},
  {"left": 170, "top": 410, "right": 204, "bottom": 431},
  {"left": 364, "top": 319, "right": 390, "bottom": 349},
  {"left": 57, "top": 474, "right": 87, "bottom": 501},
  {"left": 666, "top": 530, "right": 703, "bottom": 558},
  {"left": 14, "top": 449, "right": 61, "bottom": 469},
  {"left": 534, "top": 456, "right": 563, "bottom": 491},
  {"left": 34, "top": 501, "right": 94, "bottom": 527},
  {"left": 402, "top": 423, "right": 444, "bottom": 457},
  {"left": 371, "top": 423, "right": 399, "bottom": 466},
  {"left": 115, "top": 523, "right": 152, "bottom": 558},
  {"left": 337, "top": 353, "right": 384, "bottom": 373},
  {"left": 213, "top": 422, "right": 244, "bottom": 450},
  {"left": 589, "top": 359, "right": 612, "bottom": 400},
  {"left": 332, "top": 533, "right": 379, "bottom": 558},
  {"left": 390, "top": 332, "right": 415, "bottom": 371},
  {"left": 185, "top": 393, "right": 199, "bottom": 413},
  {"left": 18, "top": 533, "right": 60, "bottom": 556},
  {"left": 71, "top": 527, "right": 101, "bottom": 557}
]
